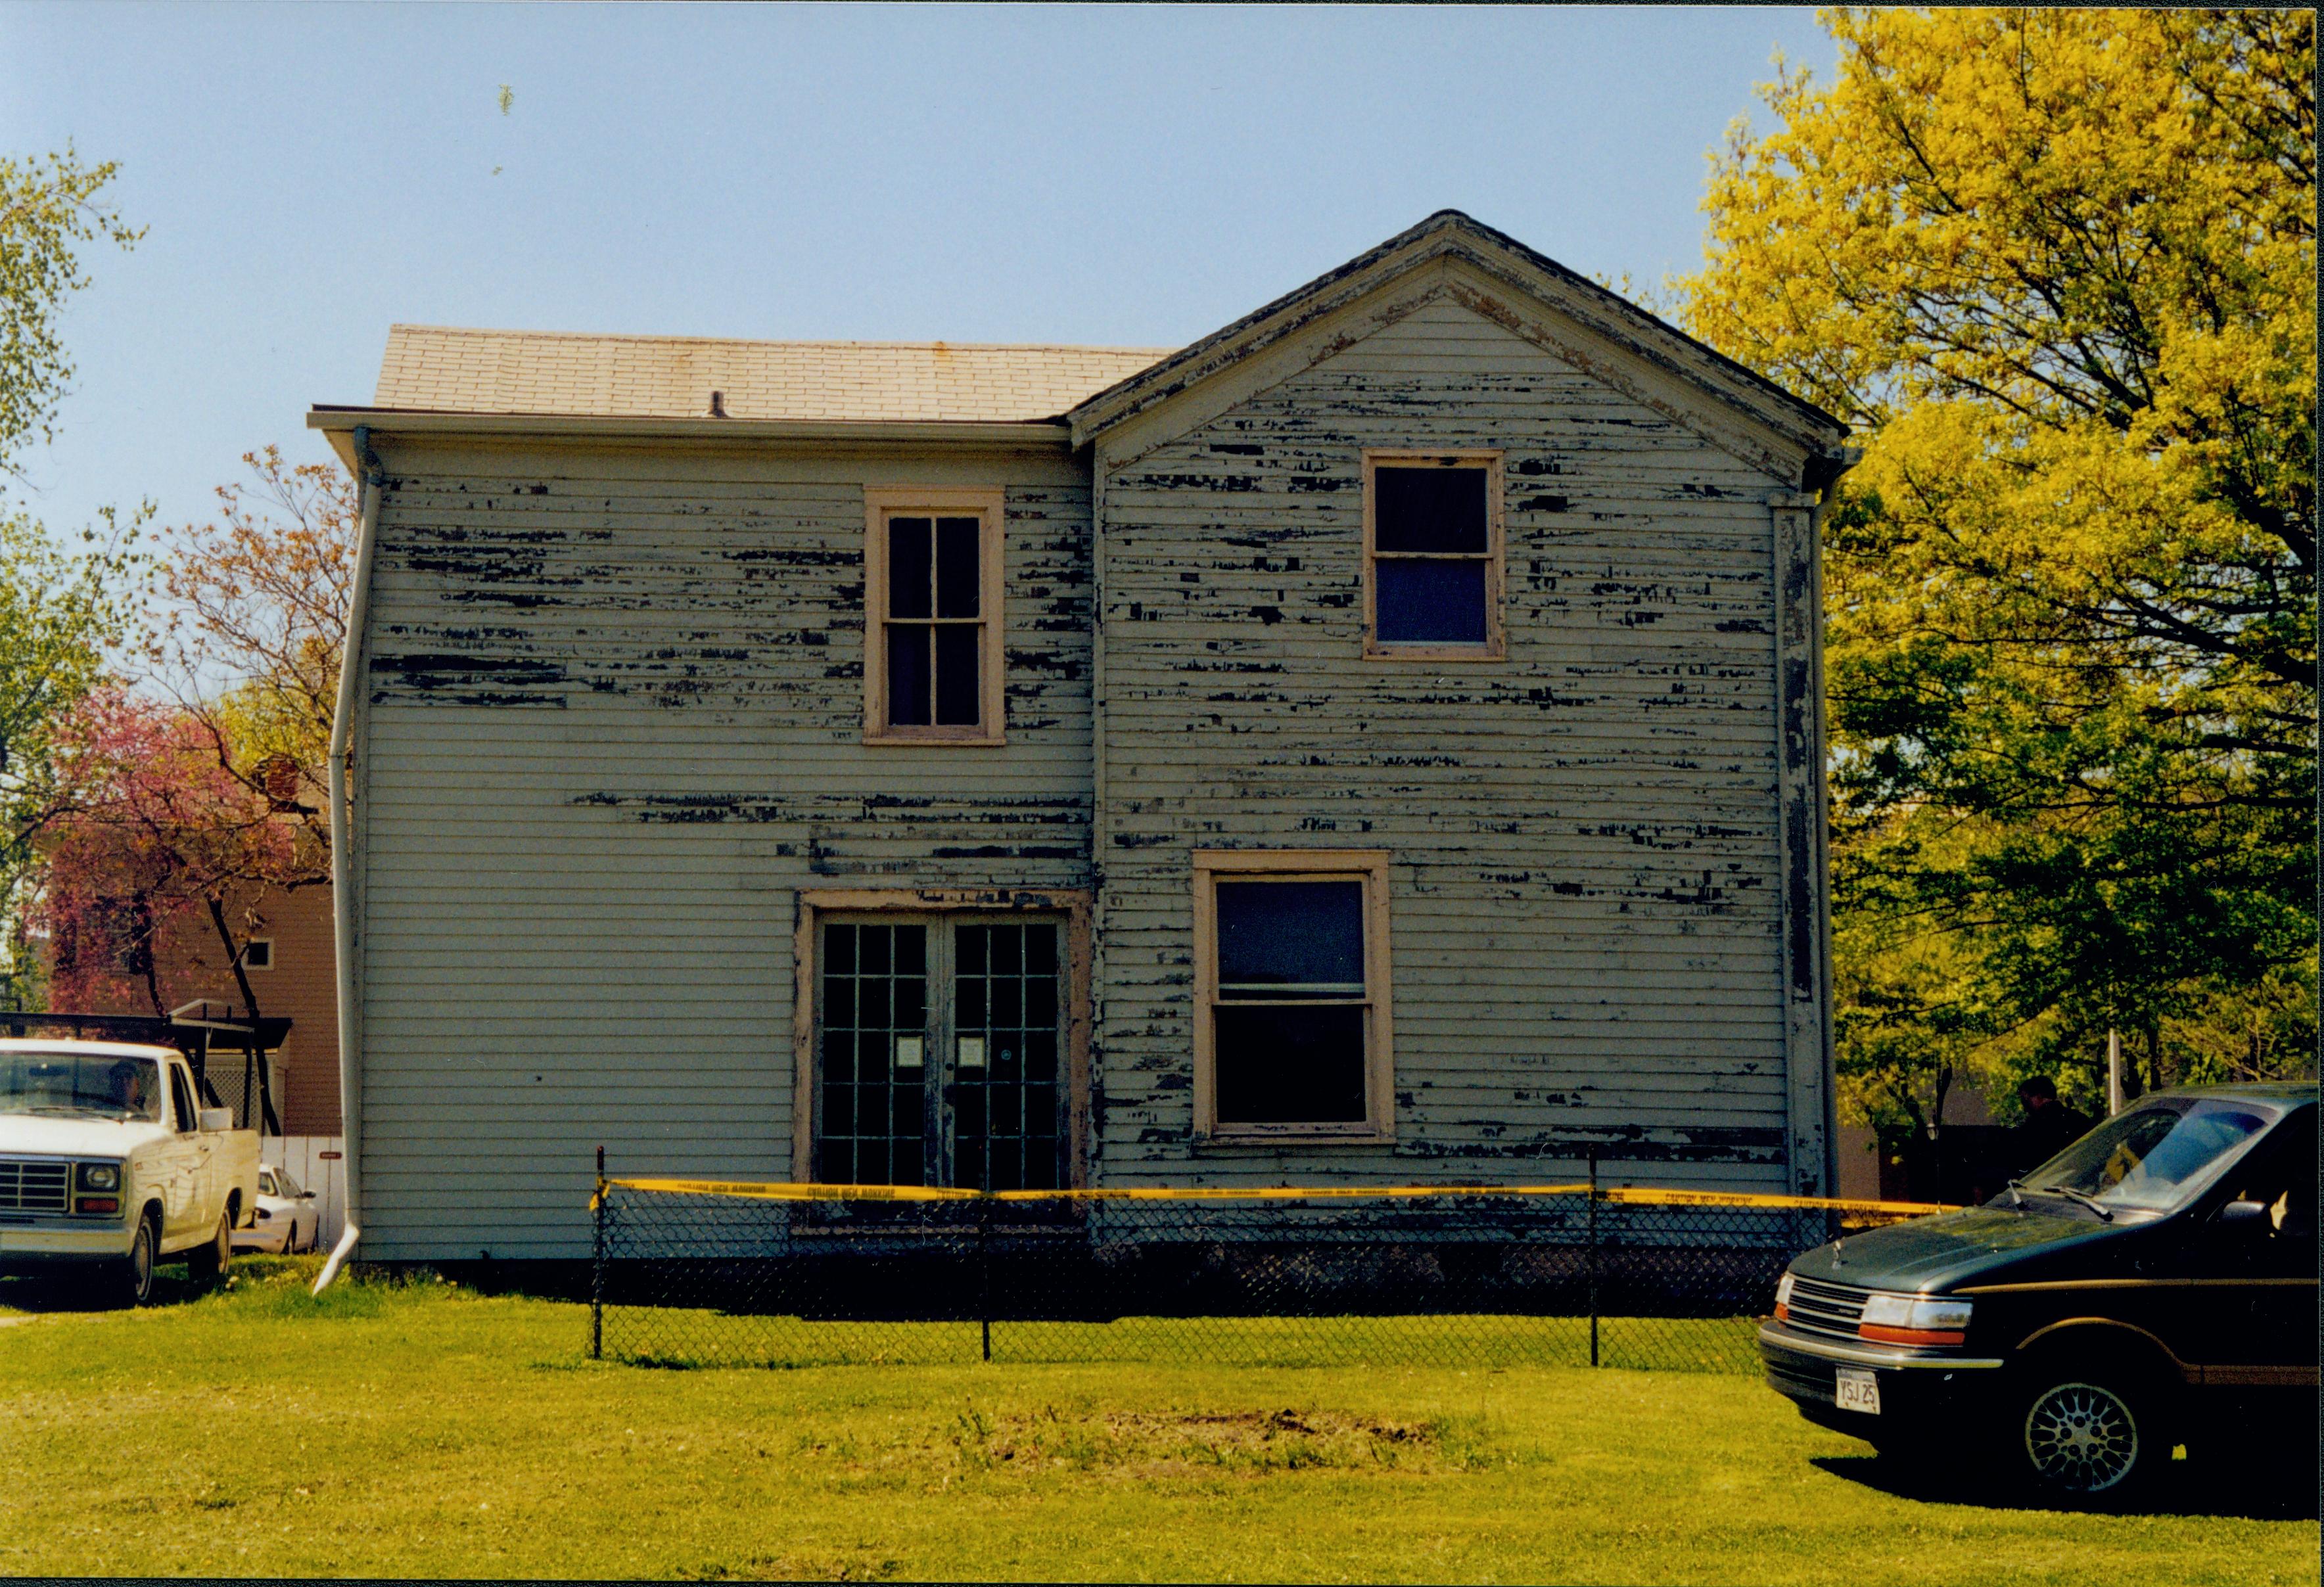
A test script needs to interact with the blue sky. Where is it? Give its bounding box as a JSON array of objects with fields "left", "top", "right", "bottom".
[{"left": 1, "top": 4, "right": 1836, "bottom": 541}]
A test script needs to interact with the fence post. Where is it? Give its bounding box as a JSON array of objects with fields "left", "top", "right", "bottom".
[
  {"left": 1585, "top": 1148, "right": 1600, "bottom": 1368},
  {"left": 977, "top": 1195, "right": 993, "bottom": 1363},
  {"left": 591, "top": 1144, "right": 605, "bottom": 1362}
]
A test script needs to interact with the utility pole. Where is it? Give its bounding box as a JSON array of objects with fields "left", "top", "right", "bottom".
[{"left": 2106, "top": 1029, "right": 2124, "bottom": 1116}]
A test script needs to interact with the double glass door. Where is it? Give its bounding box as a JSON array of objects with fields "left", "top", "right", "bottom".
[{"left": 814, "top": 916, "right": 1065, "bottom": 1191}]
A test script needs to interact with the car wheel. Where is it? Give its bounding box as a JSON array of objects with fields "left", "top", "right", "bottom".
[
  {"left": 2014, "top": 1373, "right": 2163, "bottom": 1499},
  {"left": 100, "top": 1213, "right": 158, "bottom": 1309},
  {"left": 185, "top": 1212, "right": 231, "bottom": 1287}
]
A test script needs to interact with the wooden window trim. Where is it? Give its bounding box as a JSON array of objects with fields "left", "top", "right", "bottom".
[
  {"left": 1361, "top": 449, "right": 1506, "bottom": 662},
  {"left": 791, "top": 888, "right": 1092, "bottom": 1184},
  {"left": 862, "top": 486, "right": 1008, "bottom": 745},
  {"left": 1190, "top": 850, "right": 1394, "bottom": 1143}
]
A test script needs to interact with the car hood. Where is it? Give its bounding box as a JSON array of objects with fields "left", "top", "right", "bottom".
[
  {"left": 0, "top": 1113, "right": 157, "bottom": 1159},
  {"left": 1790, "top": 1205, "right": 2124, "bottom": 1293}
]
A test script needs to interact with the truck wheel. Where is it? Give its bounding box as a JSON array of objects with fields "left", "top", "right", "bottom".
[
  {"left": 2013, "top": 1369, "right": 2166, "bottom": 1500},
  {"left": 99, "top": 1213, "right": 158, "bottom": 1309},
  {"left": 185, "top": 1212, "right": 231, "bottom": 1287}
]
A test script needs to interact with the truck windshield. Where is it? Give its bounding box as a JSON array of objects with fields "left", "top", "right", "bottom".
[
  {"left": 2021, "top": 1099, "right": 2273, "bottom": 1215},
  {"left": 0, "top": 1053, "right": 164, "bottom": 1122}
]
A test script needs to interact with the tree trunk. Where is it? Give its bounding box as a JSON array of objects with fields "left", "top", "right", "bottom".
[{"left": 205, "top": 894, "right": 263, "bottom": 1020}]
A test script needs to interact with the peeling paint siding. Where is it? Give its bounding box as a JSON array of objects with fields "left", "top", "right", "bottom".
[
  {"left": 1093, "top": 297, "right": 1801, "bottom": 1187},
  {"left": 355, "top": 444, "right": 1092, "bottom": 1259}
]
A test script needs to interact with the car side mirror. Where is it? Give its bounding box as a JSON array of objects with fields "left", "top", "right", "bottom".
[
  {"left": 300, "top": 1190, "right": 316, "bottom": 1201},
  {"left": 197, "top": 1107, "right": 232, "bottom": 1132},
  {"left": 2217, "top": 1199, "right": 2271, "bottom": 1228}
]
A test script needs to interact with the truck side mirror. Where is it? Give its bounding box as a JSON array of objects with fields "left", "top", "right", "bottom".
[
  {"left": 2217, "top": 1199, "right": 2271, "bottom": 1228},
  {"left": 198, "top": 1107, "right": 233, "bottom": 1132}
]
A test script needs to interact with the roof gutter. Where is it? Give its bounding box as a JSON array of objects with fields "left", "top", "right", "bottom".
[
  {"left": 306, "top": 408, "right": 1075, "bottom": 454},
  {"left": 313, "top": 424, "right": 383, "bottom": 1296}
]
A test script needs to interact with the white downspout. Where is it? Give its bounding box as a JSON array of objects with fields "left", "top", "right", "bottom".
[{"left": 314, "top": 426, "right": 383, "bottom": 1294}]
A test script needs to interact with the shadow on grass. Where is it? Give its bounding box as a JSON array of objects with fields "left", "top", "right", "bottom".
[
  {"left": 0, "top": 1254, "right": 342, "bottom": 1316},
  {"left": 1811, "top": 1451, "right": 2320, "bottom": 1521}
]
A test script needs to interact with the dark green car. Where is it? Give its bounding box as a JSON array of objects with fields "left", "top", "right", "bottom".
[{"left": 1760, "top": 1083, "right": 2316, "bottom": 1498}]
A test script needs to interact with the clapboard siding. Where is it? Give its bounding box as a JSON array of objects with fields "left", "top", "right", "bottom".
[
  {"left": 355, "top": 440, "right": 1092, "bottom": 1258},
  {"left": 1092, "top": 294, "right": 1798, "bottom": 1187}
]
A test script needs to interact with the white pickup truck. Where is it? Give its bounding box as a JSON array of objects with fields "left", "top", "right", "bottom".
[{"left": 0, "top": 1038, "right": 261, "bottom": 1306}]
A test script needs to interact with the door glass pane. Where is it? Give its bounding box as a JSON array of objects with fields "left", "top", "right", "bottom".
[
  {"left": 817, "top": 922, "right": 927, "bottom": 1185},
  {"left": 952, "top": 921, "right": 1062, "bottom": 1191}
]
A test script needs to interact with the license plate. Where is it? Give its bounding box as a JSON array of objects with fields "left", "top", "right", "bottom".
[{"left": 1834, "top": 1368, "right": 1881, "bottom": 1415}]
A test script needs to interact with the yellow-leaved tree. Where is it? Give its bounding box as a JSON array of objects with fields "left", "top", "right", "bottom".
[{"left": 1677, "top": 9, "right": 2315, "bottom": 1134}]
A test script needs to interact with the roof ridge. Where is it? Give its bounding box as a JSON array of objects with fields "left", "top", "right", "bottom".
[{"left": 386, "top": 323, "right": 1174, "bottom": 356}]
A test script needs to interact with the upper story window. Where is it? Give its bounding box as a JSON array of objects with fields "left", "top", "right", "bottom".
[
  {"left": 1362, "top": 451, "right": 1505, "bottom": 660},
  {"left": 862, "top": 488, "right": 1006, "bottom": 744},
  {"left": 241, "top": 938, "right": 273, "bottom": 971}
]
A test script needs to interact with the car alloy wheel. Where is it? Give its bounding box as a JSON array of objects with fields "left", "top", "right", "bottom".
[{"left": 2022, "top": 1380, "right": 2141, "bottom": 1493}]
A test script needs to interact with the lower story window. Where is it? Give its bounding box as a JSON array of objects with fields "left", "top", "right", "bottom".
[
  {"left": 1192, "top": 851, "right": 1393, "bottom": 1139},
  {"left": 814, "top": 915, "right": 1067, "bottom": 1191}
]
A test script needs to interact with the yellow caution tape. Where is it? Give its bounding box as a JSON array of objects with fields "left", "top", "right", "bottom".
[{"left": 597, "top": 1177, "right": 1953, "bottom": 1216}]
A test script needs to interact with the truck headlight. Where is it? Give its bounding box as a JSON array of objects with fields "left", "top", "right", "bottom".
[
  {"left": 78, "top": 1163, "right": 120, "bottom": 1191},
  {"left": 1858, "top": 1292, "right": 1972, "bottom": 1347}
]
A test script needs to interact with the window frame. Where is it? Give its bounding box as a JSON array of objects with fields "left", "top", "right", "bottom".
[
  {"left": 241, "top": 938, "right": 274, "bottom": 971},
  {"left": 862, "top": 486, "right": 1008, "bottom": 745},
  {"left": 1361, "top": 449, "right": 1506, "bottom": 662},
  {"left": 1190, "top": 850, "right": 1395, "bottom": 1143},
  {"left": 791, "top": 888, "right": 1092, "bottom": 1185}
]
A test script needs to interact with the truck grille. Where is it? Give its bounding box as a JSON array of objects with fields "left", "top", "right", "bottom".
[
  {"left": 0, "top": 1158, "right": 70, "bottom": 1214},
  {"left": 1785, "top": 1275, "right": 1872, "bottom": 1341}
]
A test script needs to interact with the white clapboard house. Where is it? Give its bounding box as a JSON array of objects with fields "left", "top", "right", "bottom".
[{"left": 310, "top": 211, "right": 1854, "bottom": 1262}]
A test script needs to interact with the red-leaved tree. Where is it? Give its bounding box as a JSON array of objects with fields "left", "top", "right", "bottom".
[{"left": 27, "top": 688, "right": 307, "bottom": 1017}]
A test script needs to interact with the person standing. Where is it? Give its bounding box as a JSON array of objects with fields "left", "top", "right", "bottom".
[{"left": 2010, "top": 1076, "right": 2094, "bottom": 1174}]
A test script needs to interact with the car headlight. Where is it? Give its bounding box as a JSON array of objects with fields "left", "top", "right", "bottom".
[
  {"left": 1857, "top": 1292, "right": 1972, "bottom": 1346},
  {"left": 78, "top": 1163, "right": 120, "bottom": 1191}
]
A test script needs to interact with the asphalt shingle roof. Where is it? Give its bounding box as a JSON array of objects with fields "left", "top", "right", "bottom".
[{"left": 373, "top": 325, "right": 1172, "bottom": 424}]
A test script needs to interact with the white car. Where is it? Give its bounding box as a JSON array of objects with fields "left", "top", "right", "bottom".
[{"left": 231, "top": 1163, "right": 321, "bottom": 1255}]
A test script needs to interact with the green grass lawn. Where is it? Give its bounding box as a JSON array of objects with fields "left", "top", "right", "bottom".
[{"left": 1, "top": 1258, "right": 2313, "bottom": 1584}]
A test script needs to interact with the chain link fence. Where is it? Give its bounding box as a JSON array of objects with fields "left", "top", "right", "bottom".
[{"left": 591, "top": 1160, "right": 1942, "bottom": 1373}]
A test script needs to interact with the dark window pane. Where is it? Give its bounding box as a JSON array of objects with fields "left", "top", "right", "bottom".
[
  {"left": 862, "top": 927, "right": 891, "bottom": 976},
  {"left": 1027, "top": 975, "right": 1056, "bottom": 1030},
  {"left": 891, "top": 1084, "right": 923, "bottom": 1139},
  {"left": 825, "top": 1086, "right": 855, "bottom": 1138},
  {"left": 988, "top": 1139, "right": 1021, "bottom": 1193},
  {"left": 824, "top": 1034, "right": 854, "bottom": 1085},
  {"left": 824, "top": 1141, "right": 854, "bottom": 1184},
  {"left": 1216, "top": 881, "right": 1364, "bottom": 990},
  {"left": 934, "top": 625, "right": 981, "bottom": 725},
  {"left": 992, "top": 927, "right": 1022, "bottom": 975},
  {"left": 860, "top": 1139, "right": 889, "bottom": 1184},
  {"left": 1374, "top": 466, "right": 1488, "bottom": 553},
  {"left": 1376, "top": 557, "right": 1488, "bottom": 645},
  {"left": 888, "top": 517, "right": 933, "bottom": 618},
  {"left": 827, "top": 925, "right": 856, "bottom": 975},
  {"left": 955, "top": 1084, "right": 987, "bottom": 1138},
  {"left": 1023, "top": 1030, "right": 1056, "bottom": 1082},
  {"left": 896, "top": 925, "right": 926, "bottom": 976},
  {"left": 935, "top": 517, "right": 982, "bottom": 618},
  {"left": 958, "top": 1139, "right": 986, "bottom": 1193},
  {"left": 1214, "top": 1003, "right": 1368, "bottom": 1124},
  {"left": 1025, "top": 1082, "right": 1057, "bottom": 1136},
  {"left": 887, "top": 624, "right": 933, "bottom": 725},
  {"left": 1026, "top": 923, "right": 1056, "bottom": 969},
  {"left": 994, "top": 977, "right": 1021, "bottom": 1028},
  {"left": 958, "top": 974, "right": 986, "bottom": 1028},
  {"left": 959, "top": 925, "right": 987, "bottom": 975}
]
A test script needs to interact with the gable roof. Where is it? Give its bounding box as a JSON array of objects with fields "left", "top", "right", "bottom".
[
  {"left": 1065, "top": 210, "right": 1850, "bottom": 485},
  {"left": 370, "top": 325, "right": 1171, "bottom": 425}
]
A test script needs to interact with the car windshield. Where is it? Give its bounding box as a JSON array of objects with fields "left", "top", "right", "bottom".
[
  {"left": 273, "top": 1164, "right": 304, "bottom": 1197},
  {"left": 2018, "top": 1099, "right": 2274, "bottom": 1215},
  {"left": 0, "top": 1052, "right": 164, "bottom": 1122}
]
